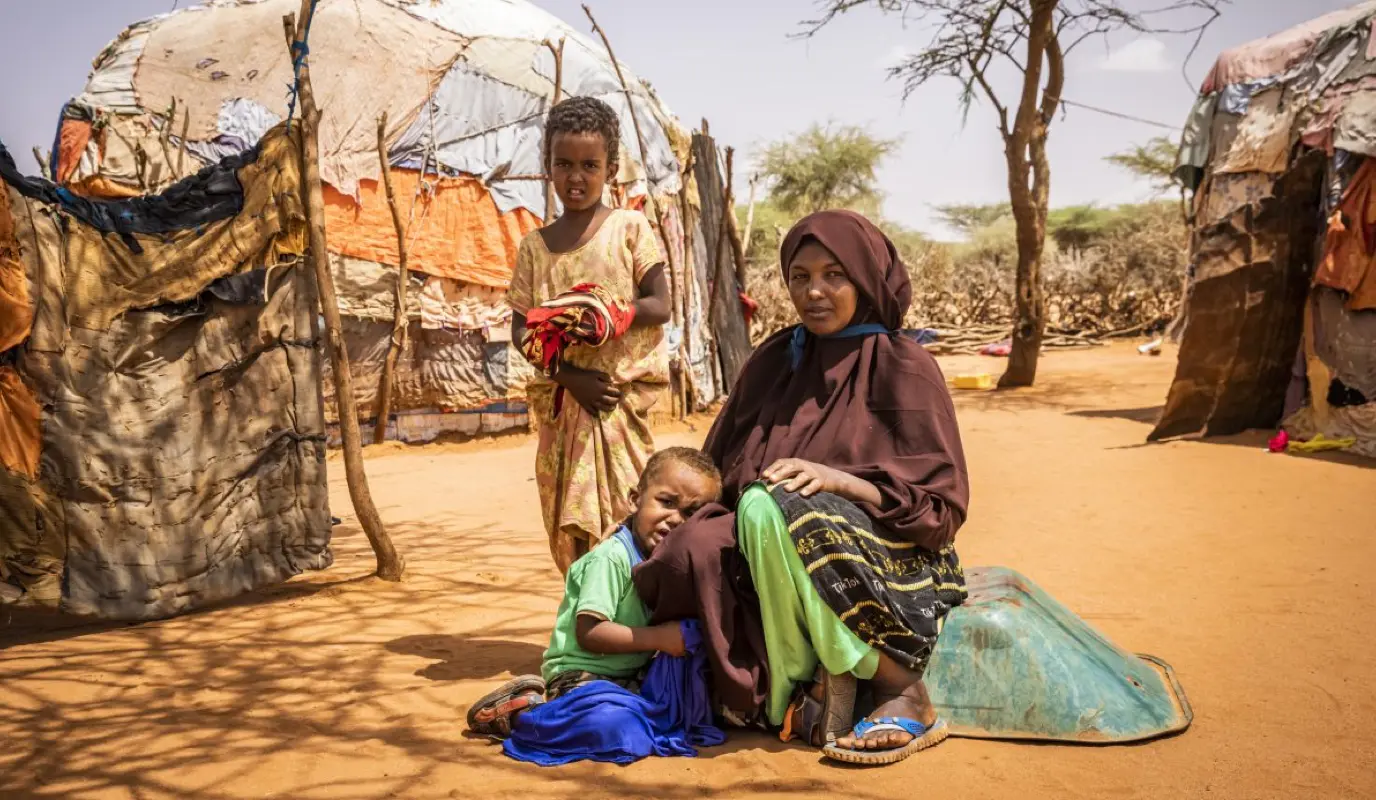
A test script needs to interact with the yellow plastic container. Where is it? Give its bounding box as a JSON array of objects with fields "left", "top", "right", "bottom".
[{"left": 952, "top": 373, "right": 995, "bottom": 391}]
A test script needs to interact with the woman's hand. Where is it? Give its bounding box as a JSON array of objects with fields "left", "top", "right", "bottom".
[
  {"left": 763, "top": 458, "right": 884, "bottom": 506},
  {"left": 555, "top": 363, "right": 622, "bottom": 414},
  {"left": 763, "top": 458, "right": 849, "bottom": 498}
]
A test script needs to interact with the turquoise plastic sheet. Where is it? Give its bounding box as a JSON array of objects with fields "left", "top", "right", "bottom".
[{"left": 925, "top": 567, "right": 1192, "bottom": 744}]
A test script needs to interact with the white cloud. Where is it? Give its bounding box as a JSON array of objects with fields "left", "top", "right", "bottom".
[
  {"left": 877, "top": 45, "right": 913, "bottom": 70},
  {"left": 1099, "top": 38, "right": 1171, "bottom": 73}
]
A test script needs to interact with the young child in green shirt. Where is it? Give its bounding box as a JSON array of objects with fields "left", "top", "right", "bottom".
[{"left": 467, "top": 447, "right": 722, "bottom": 737}]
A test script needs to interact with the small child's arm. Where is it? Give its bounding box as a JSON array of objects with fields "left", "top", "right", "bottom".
[{"left": 576, "top": 613, "right": 686, "bottom": 658}]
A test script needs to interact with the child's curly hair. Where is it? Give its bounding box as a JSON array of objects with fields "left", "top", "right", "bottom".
[
  {"left": 638, "top": 447, "right": 722, "bottom": 495},
  {"left": 543, "top": 96, "right": 621, "bottom": 175}
]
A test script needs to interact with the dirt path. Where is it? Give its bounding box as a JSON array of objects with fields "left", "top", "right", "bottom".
[{"left": 3, "top": 345, "right": 1374, "bottom": 799}]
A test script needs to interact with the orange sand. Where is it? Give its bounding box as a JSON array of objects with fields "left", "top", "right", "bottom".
[{"left": 2, "top": 344, "right": 1374, "bottom": 799}]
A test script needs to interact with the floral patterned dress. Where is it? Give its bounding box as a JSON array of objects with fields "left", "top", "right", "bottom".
[{"left": 506, "top": 209, "right": 669, "bottom": 573}]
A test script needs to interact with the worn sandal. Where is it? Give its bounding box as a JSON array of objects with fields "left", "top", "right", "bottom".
[
  {"left": 779, "top": 669, "right": 858, "bottom": 747},
  {"left": 466, "top": 675, "right": 546, "bottom": 738},
  {"left": 817, "top": 668, "right": 857, "bottom": 745},
  {"left": 822, "top": 717, "right": 949, "bottom": 766}
]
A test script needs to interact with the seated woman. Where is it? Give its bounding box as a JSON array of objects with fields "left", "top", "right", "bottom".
[{"left": 633, "top": 209, "right": 969, "bottom": 766}]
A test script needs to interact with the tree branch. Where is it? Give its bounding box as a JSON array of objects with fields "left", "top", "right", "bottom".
[{"left": 1041, "top": 23, "right": 1065, "bottom": 123}]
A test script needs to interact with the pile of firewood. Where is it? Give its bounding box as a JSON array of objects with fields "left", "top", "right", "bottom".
[{"left": 917, "top": 324, "right": 1107, "bottom": 356}]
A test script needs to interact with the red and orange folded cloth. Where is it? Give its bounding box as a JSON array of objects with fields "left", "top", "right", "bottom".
[{"left": 520, "top": 283, "right": 635, "bottom": 416}]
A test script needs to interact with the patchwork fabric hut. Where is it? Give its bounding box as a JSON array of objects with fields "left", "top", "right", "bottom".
[
  {"left": 1154, "top": 1, "right": 1376, "bottom": 457},
  {"left": 0, "top": 127, "right": 334, "bottom": 620},
  {"left": 57, "top": 0, "right": 734, "bottom": 442}
]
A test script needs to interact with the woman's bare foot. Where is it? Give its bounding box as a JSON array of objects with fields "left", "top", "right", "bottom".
[{"left": 832, "top": 654, "right": 937, "bottom": 752}]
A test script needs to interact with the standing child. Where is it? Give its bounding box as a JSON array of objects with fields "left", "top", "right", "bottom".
[{"left": 507, "top": 96, "right": 672, "bottom": 573}]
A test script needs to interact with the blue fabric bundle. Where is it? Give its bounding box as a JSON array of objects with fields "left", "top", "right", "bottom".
[{"left": 502, "top": 621, "right": 726, "bottom": 766}]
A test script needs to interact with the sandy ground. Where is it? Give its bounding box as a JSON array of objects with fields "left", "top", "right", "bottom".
[{"left": 2, "top": 344, "right": 1374, "bottom": 799}]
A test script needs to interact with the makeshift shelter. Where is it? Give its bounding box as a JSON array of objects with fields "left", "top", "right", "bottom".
[
  {"left": 0, "top": 126, "right": 334, "bottom": 620},
  {"left": 1154, "top": 1, "right": 1376, "bottom": 458},
  {"left": 59, "top": 0, "right": 744, "bottom": 442}
]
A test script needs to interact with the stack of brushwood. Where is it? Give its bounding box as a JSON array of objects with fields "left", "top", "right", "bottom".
[{"left": 918, "top": 324, "right": 1108, "bottom": 356}]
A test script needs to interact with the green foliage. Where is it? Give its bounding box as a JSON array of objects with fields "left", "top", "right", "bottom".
[
  {"left": 1105, "top": 137, "right": 1182, "bottom": 195},
  {"left": 757, "top": 124, "right": 898, "bottom": 216},
  {"left": 933, "top": 202, "right": 1012, "bottom": 236},
  {"left": 737, "top": 198, "right": 794, "bottom": 264},
  {"left": 1047, "top": 204, "right": 1115, "bottom": 256}
]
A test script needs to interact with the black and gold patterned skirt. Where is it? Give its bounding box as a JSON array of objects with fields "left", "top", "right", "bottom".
[{"left": 770, "top": 484, "right": 966, "bottom": 675}]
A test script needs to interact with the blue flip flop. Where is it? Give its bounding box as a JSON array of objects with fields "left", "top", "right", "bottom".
[{"left": 822, "top": 716, "right": 949, "bottom": 766}]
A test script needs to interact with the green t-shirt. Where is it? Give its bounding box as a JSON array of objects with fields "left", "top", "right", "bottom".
[{"left": 542, "top": 529, "right": 652, "bottom": 683}]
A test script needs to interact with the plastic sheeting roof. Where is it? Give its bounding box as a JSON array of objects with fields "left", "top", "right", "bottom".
[{"left": 74, "top": 0, "right": 687, "bottom": 218}]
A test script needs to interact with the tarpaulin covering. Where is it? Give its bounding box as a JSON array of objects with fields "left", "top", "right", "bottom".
[
  {"left": 331, "top": 253, "right": 425, "bottom": 323},
  {"left": 388, "top": 58, "right": 549, "bottom": 217},
  {"left": 0, "top": 367, "right": 40, "bottom": 480},
  {"left": 320, "top": 318, "right": 514, "bottom": 422},
  {"left": 323, "top": 170, "right": 537, "bottom": 288},
  {"left": 1175, "top": 94, "right": 1218, "bottom": 189},
  {"left": 71, "top": 0, "right": 690, "bottom": 212},
  {"left": 1214, "top": 88, "right": 1297, "bottom": 175},
  {"left": 79, "top": 21, "right": 152, "bottom": 113},
  {"left": 1313, "top": 286, "right": 1376, "bottom": 399},
  {"left": 134, "top": 0, "right": 466, "bottom": 199},
  {"left": 1316, "top": 159, "right": 1376, "bottom": 310},
  {"left": 1151, "top": 153, "right": 1326, "bottom": 441},
  {"left": 387, "top": 0, "right": 684, "bottom": 200},
  {"left": 1162, "top": 7, "right": 1376, "bottom": 448},
  {"left": 1201, "top": 2, "right": 1376, "bottom": 93},
  {"left": 65, "top": 0, "right": 729, "bottom": 433},
  {"left": 55, "top": 118, "right": 92, "bottom": 185},
  {"left": 1198, "top": 172, "right": 1276, "bottom": 228},
  {"left": 417, "top": 275, "right": 509, "bottom": 331},
  {"left": 72, "top": 113, "right": 204, "bottom": 196},
  {"left": 0, "top": 187, "right": 32, "bottom": 353},
  {"left": 61, "top": 132, "right": 305, "bottom": 329},
  {"left": 0, "top": 124, "right": 332, "bottom": 620}
]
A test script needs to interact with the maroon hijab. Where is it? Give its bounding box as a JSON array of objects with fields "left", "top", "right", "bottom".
[
  {"left": 633, "top": 210, "right": 970, "bottom": 714},
  {"left": 706, "top": 209, "right": 969, "bottom": 546}
]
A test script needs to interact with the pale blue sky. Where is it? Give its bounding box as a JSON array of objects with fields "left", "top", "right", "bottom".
[{"left": 0, "top": 0, "right": 1358, "bottom": 236}]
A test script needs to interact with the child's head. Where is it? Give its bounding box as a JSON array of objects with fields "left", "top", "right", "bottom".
[
  {"left": 628, "top": 447, "right": 722, "bottom": 557},
  {"left": 543, "top": 96, "right": 621, "bottom": 213}
]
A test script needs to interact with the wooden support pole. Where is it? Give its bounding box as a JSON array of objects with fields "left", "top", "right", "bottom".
[
  {"left": 583, "top": 4, "right": 690, "bottom": 417},
  {"left": 741, "top": 173, "right": 759, "bottom": 263},
  {"left": 542, "top": 37, "right": 566, "bottom": 225},
  {"left": 675, "top": 164, "right": 701, "bottom": 415},
  {"left": 373, "top": 111, "right": 410, "bottom": 446},
  {"left": 674, "top": 148, "right": 698, "bottom": 414},
  {"left": 284, "top": 2, "right": 404, "bottom": 581},
  {"left": 31, "top": 147, "right": 50, "bottom": 178},
  {"left": 694, "top": 127, "right": 751, "bottom": 388},
  {"left": 712, "top": 144, "right": 732, "bottom": 319},
  {"left": 176, "top": 107, "right": 191, "bottom": 177},
  {"left": 723, "top": 147, "right": 748, "bottom": 292}
]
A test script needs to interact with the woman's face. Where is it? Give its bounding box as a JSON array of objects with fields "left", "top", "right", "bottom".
[
  {"left": 549, "top": 132, "right": 613, "bottom": 212},
  {"left": 787, "top": 240, "right": 859, "bottom": 336}
]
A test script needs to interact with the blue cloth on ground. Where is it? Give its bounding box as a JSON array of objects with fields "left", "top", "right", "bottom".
[
  {"left": 502, "top": 619, "right": 725, "bottom": 766},
  {"left": 902, "top": 327, "right": 940, "bottom": 345}
]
